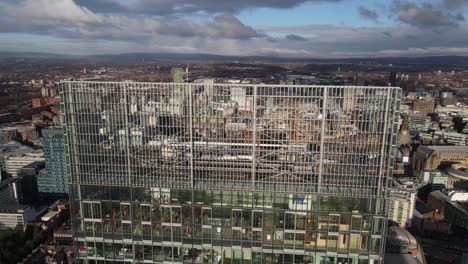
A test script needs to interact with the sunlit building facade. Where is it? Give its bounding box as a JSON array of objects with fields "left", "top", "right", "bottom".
[{"left": 60, "top": 82, "right": 401, "bottom": 264}]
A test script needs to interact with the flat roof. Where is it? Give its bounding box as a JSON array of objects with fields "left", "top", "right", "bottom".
[
  {"left": 0, "top": 204, "right": 30, "bottom": 214},
  {"left": 429, "top": 190, "right": 448, "bottom": 200},
  {"left": 0, "top": 177, "right": 19, "bottom": 188},
  {"left": 41, "top": 211, "right": 60, "bottom": 221}
]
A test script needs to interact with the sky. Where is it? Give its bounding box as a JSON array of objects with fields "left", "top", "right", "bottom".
[{"left": 1, "top": 0, "right": 468, "bottom": 58}]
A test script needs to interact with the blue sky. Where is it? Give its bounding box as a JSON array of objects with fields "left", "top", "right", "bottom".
[
  {"left": 238, "top": 1, "right": 384, "bottom": 27},
  {"left": 1, "top": 0, "right": 468, "bottom": 57}
]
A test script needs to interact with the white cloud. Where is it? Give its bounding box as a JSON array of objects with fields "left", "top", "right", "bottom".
[{"left": 1, "top": 0, "right": 468, "bottom": 57}]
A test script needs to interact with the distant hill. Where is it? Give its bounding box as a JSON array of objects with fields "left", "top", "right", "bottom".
[
  {"left": 1, "top": 51, "right": 468, "bottom": 65},
  {"left": 0, "top": 52, "right": 80, "bottom": 59}
]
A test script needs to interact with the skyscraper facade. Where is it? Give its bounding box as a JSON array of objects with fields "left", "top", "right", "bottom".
[
  {"left": 60, "top": 82, "right": 401, "bottom": 264},
  {"left": 39, "top": 127, "right": 68, "bottom": 195}
]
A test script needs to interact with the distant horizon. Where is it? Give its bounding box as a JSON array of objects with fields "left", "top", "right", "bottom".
[
  {"left": 1, "top": 0, "right": 468, "bottom": 57},
  {"left": 3, "top": 50, "right": 468, "bottom": 62}
]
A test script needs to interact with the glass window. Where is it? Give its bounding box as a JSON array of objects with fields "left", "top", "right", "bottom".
[
  {"left": 371, "top": 237, "right": 381, "bottom": 254},
  {"left": 121, "top": 204, "right": 131, "bottom": 221},
  {"left": 351, "top": 216, "right": 362, "bottom": 231},
  {"left": 162, "top": 207, "right": 171, "bottom": 223},
  {"left": 318, "top": 214, "right": 328, "bottom": 231},
  {"left": 327, "top": 235, "right": 338, "bottom": 251},
  {"left": 320, "top": 196, "right": 329, "bottom": 211},
  {"left": 285, "top": 213, "right": 295, "bottom": 230},
  {"left": 82, "top": 203, "right": 92, "bottom": 218},
  {"left": 243, "top": 210, "right": 252, "bottom": 228},
  {"left": 232, "top": 210, "right": 241, "bottom": 227},
  {"left": 253, "top": 211, "right": 262, "bottom": 228},
  {"left": 296, "top": 214, "right": 306, "bottom": 230},
  {"left": 338, "top": 234, "right": 349, "bottom": 251},
  {"left": 202, "top": 208, "right": 211, "bottom": 225},
  {"left": 349, "top": 234, "right": 360, "bottom": 252},
  {"left": 305, "top": 231, "right": 316, "bottom": 249},
  {"left": 339, "top": 214, "right": 351, "bottom": 232},
  {"left": 295, "top": 233, "right": 305, "bottom": 249},
  {"left": 141, "top": 205, "right": 151, "bottom": 222},
  {"left": 284, "top": 233, "right": 295, "bottom": 248}
]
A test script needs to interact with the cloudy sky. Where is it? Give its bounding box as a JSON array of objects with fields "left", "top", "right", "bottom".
[{"left": 1, "top": 0, "right": 468, "bottom": 58}]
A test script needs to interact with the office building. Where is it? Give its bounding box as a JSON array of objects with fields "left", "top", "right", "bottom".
[
  {"left": 439, "top": 91, "right": 456, "bottom": 107},
  {"left": 3, "top": 152, "right": 44, "bottom": 177},
  {"left": 408, "top": 113, "right": 430, "bottom": 135},
  {"left": 420, "top": 170, "right": 448, "bottom": 187},
  {"left": 61, "top": 82, "right": 401, "bottom": 264},
  {"left": 39, "top": 127, "right": 68, "bottom": 194},
  {"left": 443, "top": 132, "right": 467, "bottom": 146},
  {"left": 0, "top": 205, "right": 38, "bottom": 230},
  {"left": 19, "top": 161, "right": 42, "bottom": 205},
  {"left": 0, "top": 141, "right": 34, "bottom": 169},
  {"left": 0, "top": 177, "right": 21, "bottom": 205},
  {"left": 0, "top": 126, "right": 18, "bottom": 143}
]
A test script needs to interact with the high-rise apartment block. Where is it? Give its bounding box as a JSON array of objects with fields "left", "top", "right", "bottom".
[{"left": 60, "top": 82, "right": 400, "bottom": 264}]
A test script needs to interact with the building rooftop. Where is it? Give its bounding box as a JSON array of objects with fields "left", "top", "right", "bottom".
[
  {"left": 415, "top": 200, "right": 433, "bottom": 215},
  {"left": 41, "top": 211, "right": 60, "bottom": 222},
  {"left": 0, "top": 177, "right": 19, "bottom": 188},
  {"left": 0, "top": 141, "right": 33, "bottom": 154},
  {"left": 417, "top": 145, "right": 468, "bottom": 158},
  {"left": 0, "top": 204, "right": 30, "bottom": 214},
  {"left": 445, "top": 163, "right": 468, "bottom": 181},
  {"left": 429, "top": 190, "right": 449, "bottom": 201},
  {"left": 23, "top": 160, "right": 46, "bottom": 169}
]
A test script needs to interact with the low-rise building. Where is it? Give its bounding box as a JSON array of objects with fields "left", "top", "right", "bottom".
[
  {"left": 408, "top": 113, "right": 431, "bottom": 135},
  {"left": 0, "top": 205, "right": 38, "bottom": 230},
  {"left": 445, "top": 201, "right": 468, "bottom": 232},
  {"left": 427, "top": 190, "right": 468, "bottom": 231},
  {"left": 412, "top": 200, "right": 450, "bottom": 237},
  {"left": 0, "top": 127, "right": 18, "bottom": 143},
  {"left": 420, "top": 170, "right": 448, "bottom": 187},
  {"left": 443, "top": 132, "right": 467, "bottom": 146},
  {"left": 412, "top": 145, "right": 468, "bottom": 174},
  {"left": 3, "top": 152, "right": 44, "bottom": 177},
  {"left": 445, "top": 163, "right": 468, "bottom": 189},
  {"left": 384, "top": 224, "right": 427, "bottom": 264}
]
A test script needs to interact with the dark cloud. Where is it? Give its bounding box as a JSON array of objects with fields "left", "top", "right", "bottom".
[
  {"left": 74, "top": 0, "right": 125, "bottom": 13},
  {"left": 76, "top": 0, "right": 345, "bottom": 15},
  {"left": 394, "top": 1, "right": 465, "bottom": 28},
  {"left": 285, "top": 34, "right": 307, "bottom": 41},
  {"left": 442, "top": 0, "right": 468, "bottom": 9},
  {"left": 358, "top": 6, "right": 378, "bottom": 22},
  {"left": 383, "top": 31, "right": 392, "bottom": 37}
]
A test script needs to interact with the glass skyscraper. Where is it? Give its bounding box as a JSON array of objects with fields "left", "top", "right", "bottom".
[{"left": 60, "top": 82, "right": 401, "bottom": 264}]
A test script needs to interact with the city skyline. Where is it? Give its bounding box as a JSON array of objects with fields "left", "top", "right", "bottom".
[{"left": 1, "top": 0, "right": 468, "bottom": 57}]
